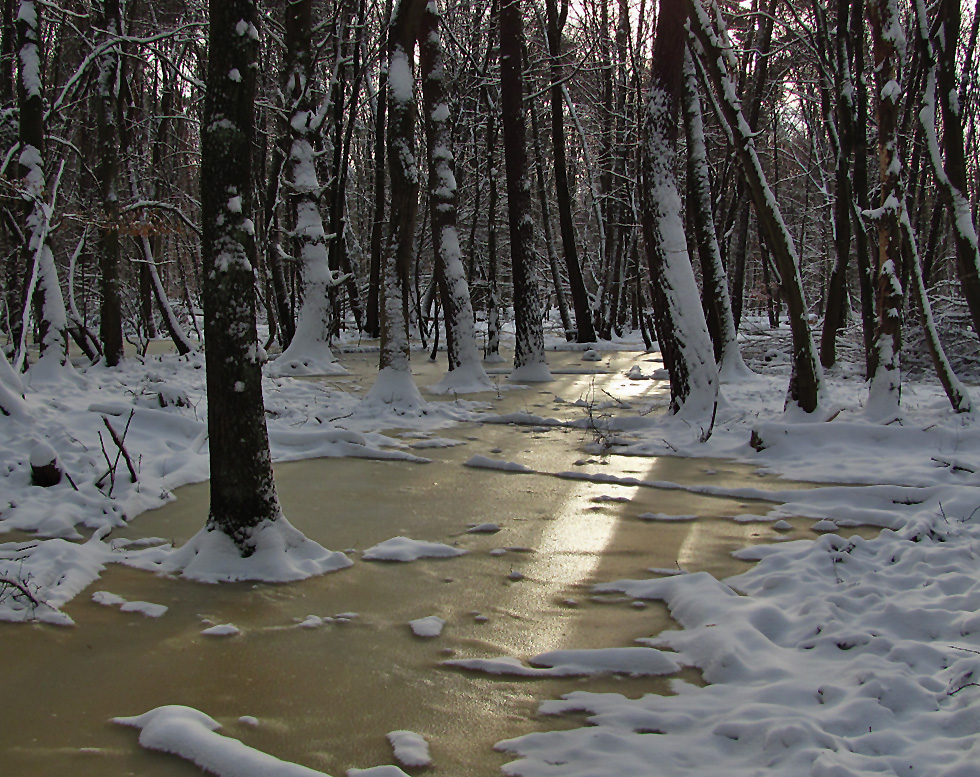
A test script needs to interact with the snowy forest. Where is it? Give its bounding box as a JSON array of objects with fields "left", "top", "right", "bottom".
[{"left": 3, "top": 0, "right": 980, "bottom": 776}]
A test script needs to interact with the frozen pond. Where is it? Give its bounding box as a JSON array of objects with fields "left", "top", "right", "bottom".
[{"left": 1, "top": 349, "right": 839, "bottom": 776}]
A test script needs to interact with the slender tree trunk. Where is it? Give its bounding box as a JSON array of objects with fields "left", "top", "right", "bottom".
[
  {"left": 365, "top": 31, "right": 389, "bottom": 339},
  {"left": 529, "top": 91, "right": 573, "bottom": 340},
  {"left": 545, "top": 0, "right": 596, "bottom": 343},
  {"left": 500, "top": 0, "right": 549, "bottom": 379},
  {"left": 687, "top": 0, "right": 822, "bottom": 412},
  {"left": 865, "top": 0, "right": 905, "bottom": 417},
  {"left": 96, "top": 0, "right": 124, "bottom": 366},
  {"left": 682, "top": 47, "right": 746, "bottom": 378},
  {"left": 420, "top": 0, "right": 490, "bottom": 389},
  {"left": 201, "top": 0, "right": 282, "bottom": 550},
  {"left": 273, "top": 0, "right": 343, "bottom": 374}
]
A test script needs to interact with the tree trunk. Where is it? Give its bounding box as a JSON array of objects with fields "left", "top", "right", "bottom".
[
  {"left": 420, "top": 0, "right": 491, "bottom": 389},
  {"left": 96, "top": 0, "right": 124, "bottom": 367},
  {"left": 641, "top": 0, "right": 717, "bottom": 418},
  {"left": 545, "top": 0, "right": 596, "bottom": 343},
  {"left": 865, "top": 0, "right": 905, "bottom": 418},
  {"left": 17, "top": 0, "right": 68, "bottom": 370},
  {"left": 500, "top": 0, "right": 549, "bottom": 379},
  {"left": 379, "top": 0, "right": 425, "bottom": 374},
  {"left": 687, "top": 0, "right": 823, "bottom": 413},
  {"left": 201, "top": 0, "right": 282, "bottom": 550},
  {"left": 272, "top": 0, "right": 343, "bottom": 375},
  {"left": 925, "top": 0, "right": 980, "bottom": 340},
  {"left": 682, "top": 47, "right": 746, "bottom": 378}
]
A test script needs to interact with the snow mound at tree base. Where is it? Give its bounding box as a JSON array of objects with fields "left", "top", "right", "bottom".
[
  {"left": 144, "top": 516, "right": 352, "bottom": 583},
  {"left": 266, "top": 342, "right": 348, "bottom": 378}
]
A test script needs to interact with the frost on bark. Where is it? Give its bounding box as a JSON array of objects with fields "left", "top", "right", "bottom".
[
  {"left": 16, "top": 0, "right": 68, "bottom": 375},
  {"left": 681, "top": 47, "right": 748, "bottom": 381},
  {"left": 420, "top": 1, "right": 492, "bottom": 393},
  {"left": 269, "top": 0, "right": 346, "bottom": 378},
  {"left": 201, "top": 0, "right": 282, "bottom": 553},
  {"left": 687, "top": 0, "right": 823, "bottom": 414},
  {"left": 499, "top": 0, "right": 550, "bottom": 382},
  {"left": 916, "top": 0, "right": 980, "bottom": 341},
  {"left": 866, "top": 0, "right": 905, "bottom": 419},
  {"left": 640, "top": 0, "right": 717, "bottom": 418},
  {"left": 96, "top": 0, "right": 124, "bottom": 367}
]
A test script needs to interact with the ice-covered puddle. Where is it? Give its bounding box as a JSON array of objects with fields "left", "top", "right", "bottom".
[{"left": 1, "top": 349, "right": 854, "bottom": 777}]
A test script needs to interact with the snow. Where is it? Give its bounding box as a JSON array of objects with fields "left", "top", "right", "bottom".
[
  {"left": 5, "top": 321, "right": 980, "bottom": 776},
  {"left": 386, "top": 730, "right": 432, "bottom": 767},
  {"left": 137, "top": 516, "right": 353, "bottom": 584},
  {"left": 114, "top": 706, "right": 325, "bottom": 776},
  {"left": 409, "top": 615, "right": 445, "bottom": 637},
  {"left": 362, "top": 536, "right": 466, "bottom": 562}
]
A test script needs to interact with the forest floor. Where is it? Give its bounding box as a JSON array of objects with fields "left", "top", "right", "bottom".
[{"left": 2, "top": 314, "right": 980, "bottom": 777}]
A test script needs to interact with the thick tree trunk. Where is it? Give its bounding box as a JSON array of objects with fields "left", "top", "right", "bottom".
[
  {"left": 641, "top": 0, "right": 718, "bottom": 418},
  {"left": 500, "top": 0, "right": 549, "bottom": 380},
  {"left": 17, "top": 0, "right": 68, "bottom": 370},
  {"left": 201, "top": 0, "right": 282, "bottom": 550},
  {"left": 379, "top": 0, "right": 425, "bottom": 374}
]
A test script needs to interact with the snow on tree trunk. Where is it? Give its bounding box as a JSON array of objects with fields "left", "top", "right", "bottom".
[
  {"left": 200, "top": 0, "right": 283, "bottom": 555},
  {"left": 366, "top": 0, "right": 428, "bottom": 411},
  {"left": 865, "top": 0, "right": 905, "bottom": 421},
  {"left": 681, "top": 47, "right": 749, "bottom": 382},
  {"left": 640, "top": 0, "right": 718, "bottom": 421},
  {"left": 0, "top": 346, "right": 28, "bottom": 418},
  {"left": 268, "top": 0, "right": 346, "bottom": 378},
  {"left": 686, "top": 0, "right": 823, "bottom": 414},
  {"left": 915, "top": 0, "right": 980, "bottom": 343},
  {"left": 499, "top": 0, "right": 550, "bottom": 382},
  {"left": 420, "top": 1, "right": 492, "bottom": 394},
  {"left": 17, "top": 0, "right": 68, "bottom": 379}
]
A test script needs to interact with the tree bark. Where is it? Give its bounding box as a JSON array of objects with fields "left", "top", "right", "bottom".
[
  {"left": 420, "top": 0, "right": 490, "bottom": 388},
  {"left": 545, "top": 0, "right": 596, "bottom": 343},
  {"left": 687, "top": 0, "right": 823, "bottom": 413},
  {"left": 500, "top": 0, "right": 549, "bottom": 379},
  {"left": 201, "top": 0, "right": 282, "bottom": 551},
  {"left": 865, "top": 0, "right": 905, "bottom": 417},
  {"left": 641, "top": 0, "right": 718, "bottom": 417},
  {"left": 96, "top": 0, "right": 124, "bottom": 367}
]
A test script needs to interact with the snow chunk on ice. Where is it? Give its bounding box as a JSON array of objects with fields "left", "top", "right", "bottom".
[
  {"left": 638, "top": 512, "right": 697, "bottom": 522},
  {"left": 464, "top": 455, "right": 534, "bottom": 473},
  {"left": 201, "top": 624, "right": 240, "bottom": 637},
  {"left": 386, "top": 730, "right": 432, "bottom": 768},
  {"left": 409, "top": 615, "right": 445, "bottom": 638},
  {"left": 114, "top": 705, "right": 327, "bottom": 776},
  {"left": 445, "top": 647, "right": 680, "bottom": 677},
  {"left": 466, "top": 522, "right": 501, "bottom": 534},
  {"left": 362, "top": 537, "right": 466, "bottom": 562}
]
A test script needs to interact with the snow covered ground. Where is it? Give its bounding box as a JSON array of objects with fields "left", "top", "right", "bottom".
[{"left": 3, "top": 319, "right": 980, "bottom": 776}]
